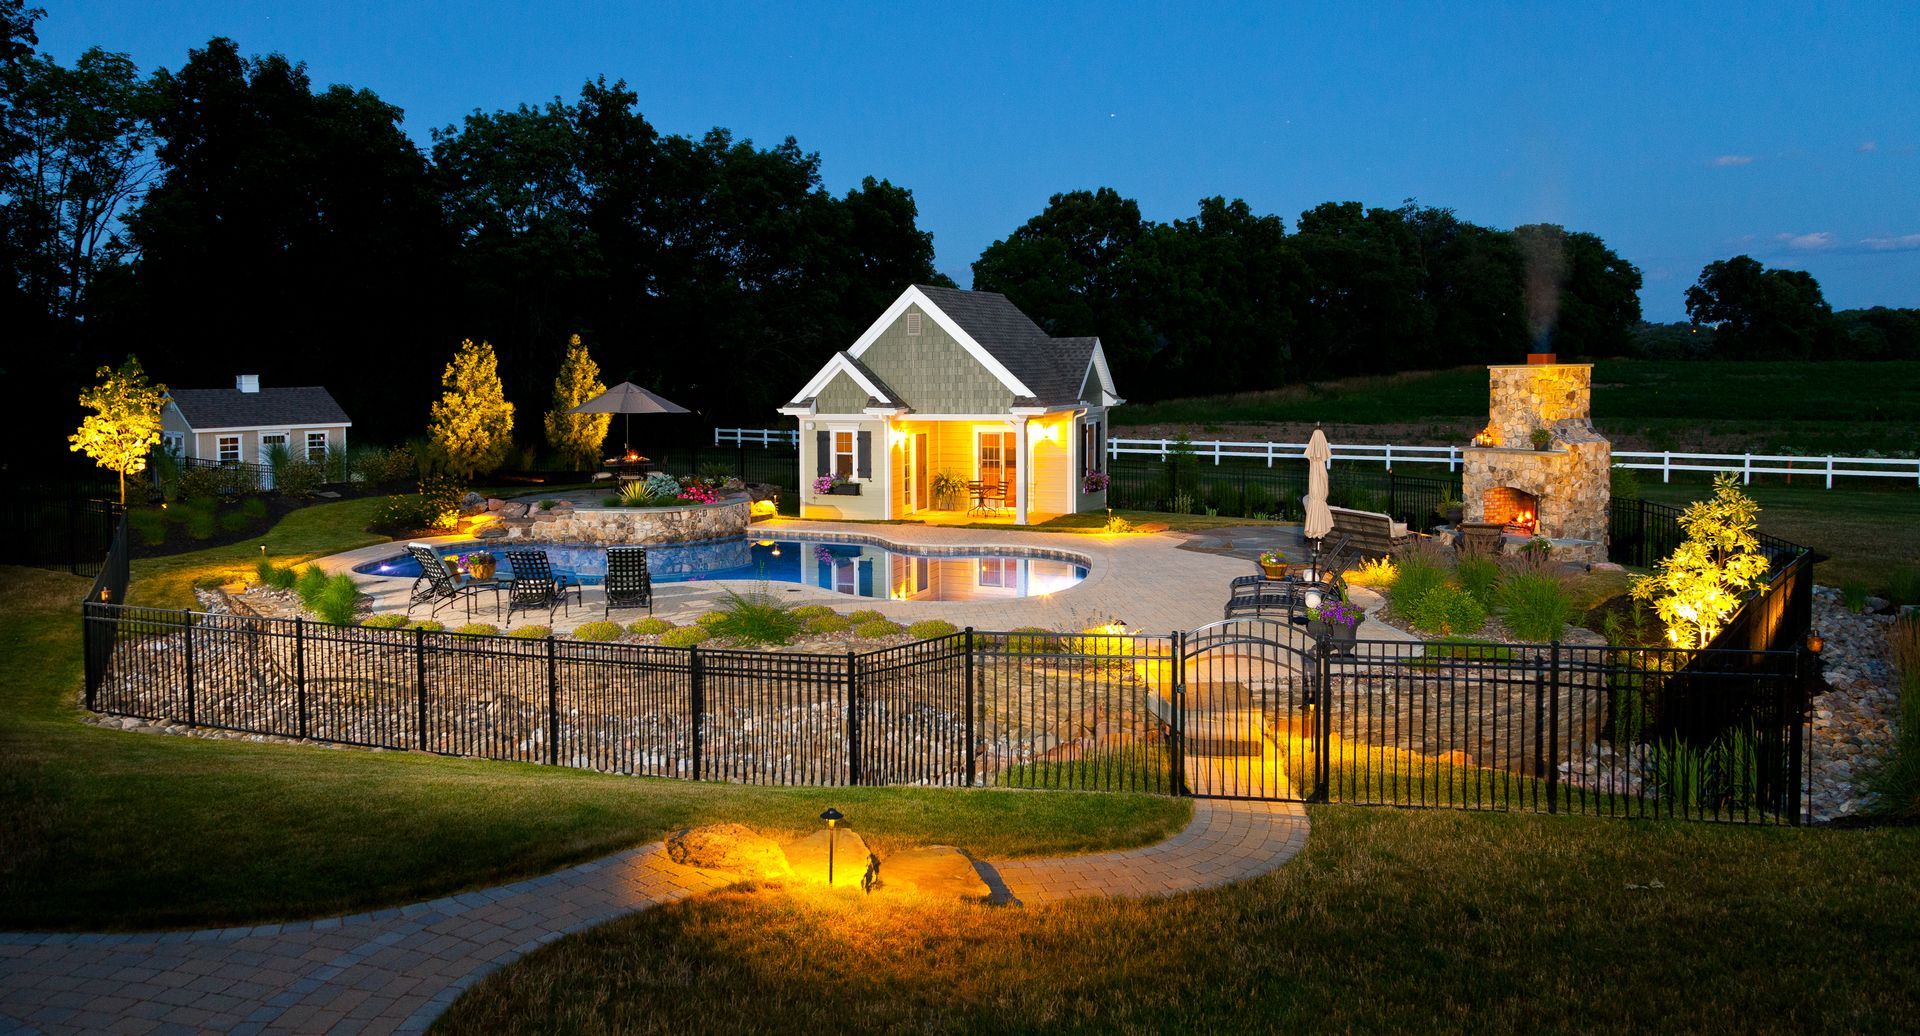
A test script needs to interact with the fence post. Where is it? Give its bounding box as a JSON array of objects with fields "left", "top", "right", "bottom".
[
  {"left": 1789, "top": 647, "right": 1811, "bottom": 826},
  {"left": 295, "top": 617, "right": 308, "bottom": 740},
  {"left": 1546, "top": 641, "right": 1561, "bottom": 815},
  {"left": 1387, "top": 471, "right": 1399, "bottom": 522},
  {"left": 1169, "top": 630, "right": 1186, "bottom": 796},
  {"left": 1825, "top": 456, "right": 1834, "bottom": 490},
  {"left": 846, "top": 650, "right": 862, "bottom": 786},
  {"left": 1313, "top": 640, "right": 1331, "bottom": 803},
  {"left": 1384, "top": 443, "right": 1393, "bottom": 471},
  {"left": 963, "top": 628, "right": 976, "bottom": 787},
  {"left": 415, "top": 627, "right": 428, "bottom": 751},
  {"left": 1662, "top": 452, "right": 1671, "bottom": 483},
  {"left": 183, "top": 610, "right": 196, "bottom": 727},
  {"left": 689, "top": 644, "right": 704, "bottom": 780},
  {"left": 546, "top": 636, "right": 560, "bottom": 766}
]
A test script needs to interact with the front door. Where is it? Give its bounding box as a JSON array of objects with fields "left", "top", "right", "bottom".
[
  {"left": 914, "top": 433, "right": 929, "bottom": 511},
  {"left": 978, "top": 430, "right": 1017, "bottom": 510}
]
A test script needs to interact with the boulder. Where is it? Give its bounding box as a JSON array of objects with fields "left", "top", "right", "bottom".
[
  {"left": 498, "top": 501, "right": 530, "bottom": 519},
  {"left": 459, "top": 491, "right": 487, "bottom": 516},
  {"left": 473, "top": 524, "right": 508, "bottom": 540},
  {"left": 881, "top": 845, "right": 991, "bottom": 901},
  {"left": 783, "top": 828, "right": 872, "bottom": 888},
  {"left": 665, "top": 823, "right": 791, "bottom": 878},
  {"left": 486, "top": 497, "right": 506, "bottom": 512}
]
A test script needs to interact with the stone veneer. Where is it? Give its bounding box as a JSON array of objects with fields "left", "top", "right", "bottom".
[
  {"left": 477, "top": 495, "right": 752, "bottom": 545},
  {"left": 1462, "top": 363, "right": 1611, "bottom": 559}
]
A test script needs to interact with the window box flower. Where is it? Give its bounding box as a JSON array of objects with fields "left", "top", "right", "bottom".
[{"left": 813, "top": 474, "right": 860, "bottom": 496}]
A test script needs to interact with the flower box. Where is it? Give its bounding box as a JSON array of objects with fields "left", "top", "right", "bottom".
[{"left": 827, "top": 482, "right": 862, "bottom": 496}]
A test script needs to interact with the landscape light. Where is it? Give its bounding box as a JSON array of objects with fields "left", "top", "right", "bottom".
[
  {"left": 1806, "top": 631, "right": 1824, "bottom": 654},
  {"left": 819, "top": 807, "right": 844, "bottom": 884}
]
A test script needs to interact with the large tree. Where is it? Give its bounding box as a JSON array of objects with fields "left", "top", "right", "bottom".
[
  {"left": 1684, "top": 255, "right": 1833, "bottom": 360},
  {"left": 428, "top": 338, "right": 514, "bottom": 479},
  {"left": 972, "top": 187, "right": 1149, "bottom": 370},
  {"left": 543, "top": 334, "right": 609, "bottom": 470},
  {"left": 68, "top": 354, "right": 165, "bottom": 504}
]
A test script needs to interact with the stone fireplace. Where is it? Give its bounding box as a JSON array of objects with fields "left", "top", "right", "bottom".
[{"left": 1460, "top": 359, "right": 1610, "bottom": 561}]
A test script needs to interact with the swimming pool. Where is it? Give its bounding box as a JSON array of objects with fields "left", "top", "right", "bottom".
[{"left": 352, "top": 536, "right": 1089, "bottom": 601}]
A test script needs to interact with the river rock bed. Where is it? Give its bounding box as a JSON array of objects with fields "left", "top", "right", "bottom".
[{"left": 1806, "top": 585, "right": 1901, "bottom": 821}]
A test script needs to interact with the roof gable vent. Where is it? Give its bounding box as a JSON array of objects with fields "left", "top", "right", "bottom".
[
  {"left": 235, "top": 374, "right": 260, "bottom": 393},
  {"left": 904, "top": 312, "right": 922, "bottom": 336}
]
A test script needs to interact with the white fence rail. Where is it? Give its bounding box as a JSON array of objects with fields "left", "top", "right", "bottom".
[{"left": 716, "top": 427, "right": 1919, "bottom": 488}]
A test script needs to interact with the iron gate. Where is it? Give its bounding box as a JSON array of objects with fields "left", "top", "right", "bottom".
[{"left": 1173, "top": 619, "right": 1324, "bottom": 801}]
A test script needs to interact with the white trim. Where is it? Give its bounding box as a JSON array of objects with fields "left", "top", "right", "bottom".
[
  {"left": 844, "top": 286, "right": 1036, "bottom": 398},
  {"left": 777, "top": 405, "right": 815, "bottom": 418},
  {"left": 826, "top": 424, "right": 865, "bottom": 483},
  {"left": 173, "top": 421, "right": 353, "bottom": 434},
  {"left": 795, "top": 352, "right": 894, "bottom": 405}
]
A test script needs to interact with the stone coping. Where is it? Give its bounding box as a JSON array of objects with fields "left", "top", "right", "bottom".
[{"left": 558, "top": 490, "right": 753, "bottom": 514}]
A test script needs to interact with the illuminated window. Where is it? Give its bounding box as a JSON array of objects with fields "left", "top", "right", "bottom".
[
  {"left": 978, "top": 558, "right": 1015, "bottom": 588},
  {"left": 833, "top": 431, "right": 856, "bottom": 480}
]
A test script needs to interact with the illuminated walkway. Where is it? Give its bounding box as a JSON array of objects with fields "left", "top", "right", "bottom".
[{"left": 0, "top": 794, "right": 1309, "bottom": 1035}]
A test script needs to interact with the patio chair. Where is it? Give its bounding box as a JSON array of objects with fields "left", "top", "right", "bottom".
[
  {"left": 969, "top": 481, "right": 1007, "bottom": 517},
  {"left": 603, "top": 545, "right": 653, "bottom": 616},
  {"left": 504, "top": 549, "right": 582, "bottom": 623},
  {"left": 1457, "top": 521, "right": 1507, "bottom": 558},
  {"left": 405, "top": 542, "right": 492, "bottom": 619},
  {"left": 1223, "top": 574, "right": 1307, "bottom": 621}
]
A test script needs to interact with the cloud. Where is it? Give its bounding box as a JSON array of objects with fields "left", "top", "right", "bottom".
[
  {"left": 1777, "top": 232, "right": 1836, "bottom": 251},
  {"left": 1858, "top": 140, "right": 1879, "bottom": 153},
  {"left": 1712, "top": 154, "right": 1755, "bottom": 167},
  {"left": 1862, "top": 233, "right": 1920, "bottom": 252}
]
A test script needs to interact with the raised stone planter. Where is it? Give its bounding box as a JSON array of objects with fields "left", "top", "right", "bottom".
[{"left": 487, "top": 495, "right": 751, "bottom": 546}]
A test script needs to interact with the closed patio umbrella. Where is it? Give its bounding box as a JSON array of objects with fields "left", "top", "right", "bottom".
[
  {"left": 567, "top": 381, "right": 691, "bottom": 454},
  {"left": 1303, "top": 427, "right": 1334, "bottom": 542}
]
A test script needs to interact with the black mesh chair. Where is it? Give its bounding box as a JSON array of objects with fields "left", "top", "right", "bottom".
[
  {"left": 1223, "top": 574, "right": 1306, "bottom": 620},
  {"left": 405, "top": 542, "right": 490, "bottom": 619},
  {"left": 604, "top": 546, "right": 653, "bottom": 616},
  {"left": 504, "top": 549, "right": 582, "bottom": 623}
]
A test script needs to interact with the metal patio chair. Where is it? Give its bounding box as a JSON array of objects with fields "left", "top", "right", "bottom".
[
  {"left": 405, "top": 542, "right": 492, "bottom": 619},
  {"left": 603, "top": 545, "right": 653, "bottom": 616},
  {"left": 504, "top": 549, "right": 582, "bottom": 623}
]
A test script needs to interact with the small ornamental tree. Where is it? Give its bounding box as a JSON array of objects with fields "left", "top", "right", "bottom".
[
  {"left": 543, "top": 334, "right": 610, "bottom": 471},
  {"left": 428, "top": 339, "right": 515, "bottom": 479},
  {"left": 1631, "top": 474, "right": 1772, "bottom": 649},
  {"left": 70, "top": 356, "right": 167, "bottom": 504}
]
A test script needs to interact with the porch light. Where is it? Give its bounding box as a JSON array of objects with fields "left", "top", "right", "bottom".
[{"left": 820, "top": 807, "right": 844, "bottom": 884}]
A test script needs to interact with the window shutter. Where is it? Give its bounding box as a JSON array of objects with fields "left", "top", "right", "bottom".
[
  {"left": 815, "top": 431, "right": 830, "bottom": 477},
  {"left": 856, "top": 431, "right": 873, "bottom": 479},
  {"left": 1095, "top": 421, "right": 1105, "bottom": 472}
]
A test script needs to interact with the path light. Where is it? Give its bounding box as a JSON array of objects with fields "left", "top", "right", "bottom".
[
  {"left": 1806, "top": 631, "right": 1824, "bottom": 654},
  {"left": 819, "top": 807, "right": 844, "bottom": 884},
  {"left": 1303, "top": 588, "right": 1323, "bottom": 611}
]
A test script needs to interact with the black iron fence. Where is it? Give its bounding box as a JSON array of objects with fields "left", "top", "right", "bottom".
[
  {"left": 0, "top": 496, "right": 123, "bottom": 577},
  {"left": 1107, "top": 456, "right": 1459, "bottom": 529},
  {"left": 81, "top": 604, "right": 1810, "bottom": 821}
]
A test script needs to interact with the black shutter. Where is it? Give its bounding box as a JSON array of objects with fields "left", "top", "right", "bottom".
[
  {"left": 855, "top": 430, "right": 872, "bottom": 479},
  {"left": 1095, "top": 421, "right": 1105, "bottom": 473},
  {"left": 815, "top": 431, "right": 830, "bottom": 477}
]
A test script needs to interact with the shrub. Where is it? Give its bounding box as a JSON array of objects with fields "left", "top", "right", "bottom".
[
  {"left": 295, "top": 565, "right": 331, "bottom": 606},
  {"left": 1344, "top": 556, "right": 1397, "bottom": 588},
  {"left": 659, "top": 625, "right": 710, "bottom": 648},
  {"left": 176, "top": 464, "right": 224, "bottom": 502},
  {"left": 360, "top": 614, "right": 409, "bottom": 629},
  {"left": 538, "top": 499, "right": 557, "bottom": 511},
  {"left": 1455, "top": 555, "right": 1501, "bottom": 611},
  {"left": 644, "top": 472, "right": 680, "bottom": 499},
  {"left": 1500, "top": 571, "right": 1574, "bottom": 642},
  {"left": 311, "top": 576, "right": 361, "bottom": 625},
  {"left": 128, "top": 508, "right": 167, "bottom": 546},
  {"left": 408, "top": 620, "right": 444, "bottom": 632},
  {"left": 628, "top": 617, "right": 675, "bottom": 635},
  {"left": 694, "top": 611, "right": 729, "bottom": 627},
  {"left": 1385, "top": 555, "right": 1447, "bottom": 617},
  {"left": 855, "top": 618, "right": 905, "bottom": 639},
  {"left": 238, "top": 497, "right": 269, "bottom": 520},
  {"left": 618, "top": 480, "right": 655, "bottom": 507},
  {"left": 790, "top": 604, "right": 836, "bottom": 621},
  {"left": 1841, "top": 581, "right": 1870, "bottom": 614},
  {"left": 275, "top": 458, "right": 325, "bottom": 498},
  {"left": 217, "top": 463, "right": 260, "bottom": 497},
  {"left": 1611, "top": 465, "right": 1641, "bottom": 502},
  {"left": 1402, "top": 584, "right": 1486, "bottom": 636},
  {"left": 217, "top": 510, "right": 250, "bottom": 533},
  {"left": 707, "top": 590, "right": 803, "bottom": 645},
  {"left": 1003, "top": 627, "right": 1061, "bottom": 653},
  {"left": 806, "top": 613, "right": 853, "bottom": 634},
  {"left": 454, "top": 623, "right": 499, "bottom": 637},
  {"left": 847, "top": 609, "right": 885, "bottom": 624},
  {"left": 185, "top": 506, "right": 217, "bottom": 540},
  {"left": 374, "top": 493, "right": 436, "bottom": 531},
  {"left": 1891, "top": 566, "right": 1920, "bottom": 608},
  {"left": 255, "top": 558, "right": 299, "bottom": 590},
  {"left": 1869, "top": 617, "right": 1919, "bottom": 817},
  {"left": 601, "top": 496, "right": 623, "bottom": 507},
  {"left": 508, "top": 625, "right": 551, "bottom": 639},
  {"left": 907, "top": 619, "right": 957, "bottom": 639},
  {"left": 571, "top": 621, "right": 624, "bottom": 641}
]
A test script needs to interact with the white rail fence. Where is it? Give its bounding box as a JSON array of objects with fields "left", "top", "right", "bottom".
[{"left": 714, "top": 428, "right": 1919, "bottom": 488}]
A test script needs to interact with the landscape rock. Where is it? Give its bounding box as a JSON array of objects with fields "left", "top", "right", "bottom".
[
  {"left": 664, "top": 823, "right": 791, "bottom": 878},
  {"left": 783, "top": 828, "right": 873, "bottom": 888},
  {"left": 881, "top": 845, "right": 990, "bottom": 900},
  {"left": 497, "top": 501, "right": 529, "bottom": 519}
]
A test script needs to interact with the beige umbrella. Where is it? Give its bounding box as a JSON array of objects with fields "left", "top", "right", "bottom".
[{"left": 1303, "top": 428, "right": 1334, "bottom": 541}]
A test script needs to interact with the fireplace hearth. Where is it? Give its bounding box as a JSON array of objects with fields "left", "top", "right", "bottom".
[{"left": 1460, "top": 360, "right": 1610, "bottom": 561}]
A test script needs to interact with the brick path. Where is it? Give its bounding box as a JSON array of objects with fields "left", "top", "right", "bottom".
[{"left": 0, "top": 787, "right": 1307, "bottom": 1035}]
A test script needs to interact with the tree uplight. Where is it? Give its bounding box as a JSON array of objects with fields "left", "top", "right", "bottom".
[
  {"left": 69, "top": 356, "right": 167, "bottom": 505},
  {"left": 1630, "top": 474, "right": 1771, "bottom": 649},
  {"left": 428, "top": 338, "right": 515, "bottom": 479}
]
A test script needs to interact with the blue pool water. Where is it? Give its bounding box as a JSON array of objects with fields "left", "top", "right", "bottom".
[{"left": 353, "top": 537, "right": 1088, "bottom": 601}]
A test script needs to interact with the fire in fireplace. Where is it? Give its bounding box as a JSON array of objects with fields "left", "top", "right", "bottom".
[{"left": 1482, "top": 487, "right": 1540, "bottom": 534}]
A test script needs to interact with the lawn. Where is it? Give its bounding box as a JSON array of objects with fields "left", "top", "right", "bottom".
[
  {"left": 1, "top": 499, "right": 1189, "bottom": 931},
  {"left": 1121, "top": 359, "right": 1920, "bottom": 456},
  {"left": 434, "top": 806, "right": 1920, "bottom": 1035}
]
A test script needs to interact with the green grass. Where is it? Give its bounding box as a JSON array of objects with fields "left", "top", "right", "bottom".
[
  {"left": 0, "top": 505, "right": 1189, "bottom": 931},
  {"left": 129, "top": 496, "right": 392, "bottom": 609},
  {"left": 1122, "top": 359, "right": 1920, "bottom": 455},
  {"left": 432, "top": 806, "right": 1920, "bottom": 1035},
  {"left": 1639, "top": 479, "right": 1920, "bottom": 595}
]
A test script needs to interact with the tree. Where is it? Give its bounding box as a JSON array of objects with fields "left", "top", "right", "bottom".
[
  {"left": 428, "top": 339, "right": 514, "bottom": 479},
  {"left": 1683, "top": 255, "right": 1833, "bottom": 360},
  {"left": 973, "top": 187, "right": 1150, "bottom": 372},
  {"left": 1630, "top": 474, "right": 1772, "bottom": 649},
  {"left": 68, "top": 354, "right": 166, "bottom": 504},
  {"left": 543, "top": 334, "right": 608, "bottom": 470}
]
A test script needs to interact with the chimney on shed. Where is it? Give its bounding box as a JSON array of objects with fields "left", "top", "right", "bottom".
[{"left": 235, "top": 374, "right": 260, "bottom": 393}]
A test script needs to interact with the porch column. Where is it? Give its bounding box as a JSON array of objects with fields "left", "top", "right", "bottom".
[{"left": 1014, "top": 417, "right": 1029, "bottom": 526}]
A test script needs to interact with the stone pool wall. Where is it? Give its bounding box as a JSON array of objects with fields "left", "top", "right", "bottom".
[{"left": 476, "top": 495, "right": 752, "bottom": 546}]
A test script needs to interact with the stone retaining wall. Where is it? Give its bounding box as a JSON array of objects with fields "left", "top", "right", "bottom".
[{"left": 477, "top": 495, "right": 751, "bottom": 546}]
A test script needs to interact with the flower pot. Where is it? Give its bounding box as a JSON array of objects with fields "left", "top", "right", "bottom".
[
  {"left": 468, "top": 556, "right": 497, "bottom": 580},
  {"left": 1443, "top": 506, "right": 1464, "bottom": 526},
  {"left": 1260, "top": 561, "right": 1289, "bottom": 579},
  {"left": 828, "top": 482, "right": 862, "bottom": 496},
  {"left": 1327, "top": 623, "right": 1358, "bottom": 656}
]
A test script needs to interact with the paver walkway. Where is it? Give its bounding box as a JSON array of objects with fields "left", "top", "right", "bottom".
[{"left": 0, "top": 796, "right": 1307, "bottom": 1035}]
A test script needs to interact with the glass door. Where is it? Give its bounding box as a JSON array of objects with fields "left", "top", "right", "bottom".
[{"left": 977, "top": 430, "right": 1017, "bottom": 510}]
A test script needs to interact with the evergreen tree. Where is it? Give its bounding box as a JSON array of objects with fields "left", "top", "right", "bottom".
[
  {"left": 543, "top": 334, "right": 609, "bottom": 470},
  {"left": 69, "top": 355, "right": 167, "bottom": 504},
  {"left": 428, "top": 339, "right": 514, "bottom": 479}
]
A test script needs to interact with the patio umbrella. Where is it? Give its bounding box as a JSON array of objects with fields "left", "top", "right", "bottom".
[
  {"left": 1303, "top": 427, "right": 1334, "bottom": 542},
  {"left": 567, "top": 381, "right": 691, "bottom": 453}
]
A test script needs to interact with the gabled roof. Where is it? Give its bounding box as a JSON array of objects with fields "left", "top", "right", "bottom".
[
  {"left": 785, "top": 352, "right": 902, "bottom": 413},
  {"left": 909, "top": 285, "right": 1098, "bottom": 406},
  {"left": 167, "top": 386, "right": 352, "bottom": 430}
]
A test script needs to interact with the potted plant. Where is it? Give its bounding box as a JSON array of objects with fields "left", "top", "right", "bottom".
[
  {"left": 1530, "top": 428, "right": 1553, "bottom": 451},
  {"left": 1435, "top": 493, "right": 1464, "bottom": 526},
  {"left": 466, "top": 550, "right": 497, "bottom": 580},
  {"left": 1081, "top": 470, "right": 1111, "bottom": 495},
  {"left": 1308, "top": 599, "right": 1363, "bottom": 655},
  {"left": 1258, "top": 549, "right": 1289, "bottom": 579},
  {"left": 930, "top": 471, "right": 967, "bottom": 510}
]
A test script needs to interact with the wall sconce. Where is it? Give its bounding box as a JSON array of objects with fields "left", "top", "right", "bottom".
[{"left": 819, "top": 807, "right": 844, "bottom": 884}]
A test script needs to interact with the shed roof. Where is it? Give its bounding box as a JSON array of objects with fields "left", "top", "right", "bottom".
[{"left": 167, "top": 386, "right": 352, "bottom": 430}]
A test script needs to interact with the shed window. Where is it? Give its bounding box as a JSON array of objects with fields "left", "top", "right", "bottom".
[
  {"left": 217, "top": 436, "right": 241, "bottom": 464},
  {"left": 306, "top": 431, "right": 329, "bottom": 462},
  {"left": 833, "top": 431, "right": 856, "bottom": 480}
]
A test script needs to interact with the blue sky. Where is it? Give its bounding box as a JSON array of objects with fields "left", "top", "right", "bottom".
[{"left": 36, "top": 1, "right": 1920, "bottom": 321}]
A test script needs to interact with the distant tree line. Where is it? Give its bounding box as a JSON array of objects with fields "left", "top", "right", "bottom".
[{"left": 1630, "top": 254, "right": 1920, "bottom": 362}]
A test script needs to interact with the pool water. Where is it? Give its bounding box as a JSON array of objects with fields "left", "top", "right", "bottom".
[{"left": 353, "top": 537, "right": 1088, "bottom": 601}]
